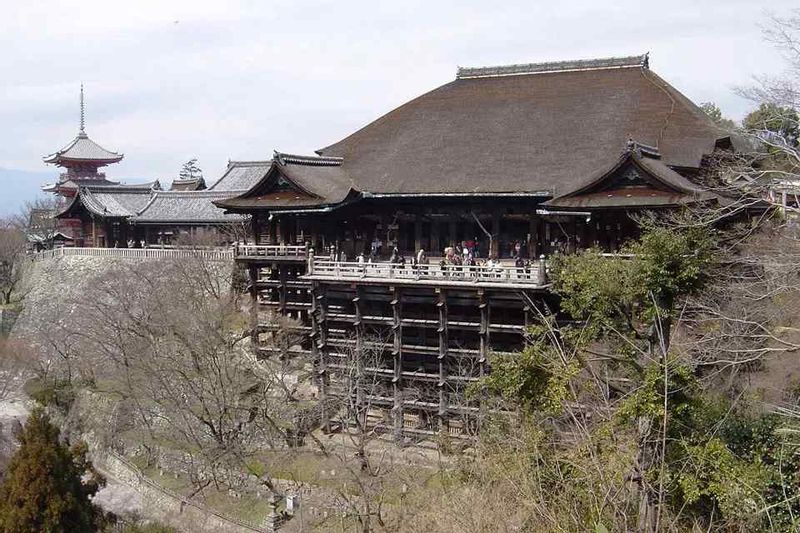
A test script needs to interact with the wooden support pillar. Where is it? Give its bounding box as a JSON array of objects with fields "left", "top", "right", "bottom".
[
  {"left": 490, "top": 211, "right": 500, "bottom": 258},
  {"left": 278, "top": 264, "right": 287, "bottom": 314},
  {"left": 248, "top": 266, "right": 260, "bottom": 350},
  {"left": 437, "top": 288, "right": 448, "bottom": 433},
  {"left": 91, "top": 215, "right": 97, "bottom": 247},
  {"left": 414, "top": 219, "right": 423, "bottom": 254},
  {"left": 569, "top": 217, "right": 578, "bottom": 254},
  {"left": 478, "top": 289, "right": 490, "bottom": 431},
  {"left": 390, "top": 286, "right": 403, "bottom": 443},
  {"left": 310, "top": 281, "right": 330, "bottom": 432},
  {"left": 448, "top": 218, "right": 457, "bottom": 250},
  {"left": 528, "top": 215, "right": 539, "bottom": 259},
  {"left": 523, "top": 295, "right": 532, "bottom": 331},
  {"left": 352, "top": 286, "right": 365, "bottom": 427},
  {"left": 430, "top": 222, "right": 440, "bottom": 257},
  {"left": 478, "top": 290, "right": 489, "bottom": 377}
]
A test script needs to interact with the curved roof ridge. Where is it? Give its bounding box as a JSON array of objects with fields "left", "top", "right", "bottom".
[
  {"left": 152, "top": 189, "right": 244, "bottom": 198},
  {"left": 456, "top": 54, "right": 649, "bottom": 79},
  {"left": 227, "top": 159, "right": 273, "bottom": 167},
  {"left": 274, "top": 150, "right": 343, "bottom": 166}
]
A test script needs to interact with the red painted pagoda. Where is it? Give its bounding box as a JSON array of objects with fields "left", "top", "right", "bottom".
[{"left": 42, "top": 85, "right": 124, "bottom": 200}]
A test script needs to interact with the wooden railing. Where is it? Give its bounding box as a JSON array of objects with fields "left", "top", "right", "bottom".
[
  {"left": 306, "top": 259, "right": 548, "bottom": 286},
  {"left": 234, "top": 243, "right": 308, "bottom": 260},
  {"left": 28, "top": 247, "right": 234, "bottom": 262}
]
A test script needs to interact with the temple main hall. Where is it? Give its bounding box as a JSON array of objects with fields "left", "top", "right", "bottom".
[{"left": 38, "top": 55, "right": 738, "bottom": 440}]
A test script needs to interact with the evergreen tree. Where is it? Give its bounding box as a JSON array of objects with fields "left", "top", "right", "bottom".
[
  {"left": 743, "top": 102, "right": 799, "bottom": 146},
  {"left": 699, "top": 101, "right": 736, "bottom": 130},
  {"left": 178, "top": 158, "right": 202, "bottom": 181},
  {"left": 0, "top": 408, "right": 105, "bottom": 532}
]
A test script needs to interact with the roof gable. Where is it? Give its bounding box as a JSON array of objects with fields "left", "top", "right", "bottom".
[
  {"left": 208, "top": 161, "right": 272, "bottom": 192},
  {"left": 214, "top": 152, "right": 356, "bottom": 211},
  {"left": 543, "top": 142, "right": 715, "bottom": 209}
]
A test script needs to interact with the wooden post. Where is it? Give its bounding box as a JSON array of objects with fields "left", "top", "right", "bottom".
[
  {"left": 437, "top": 288, "right": 448, "bottom": 433},
  {"left": 278, "top": 265, "right": 287, "bottom": 314},
  {"left": 448, "top": 218, "right": 457, "bottom": 250},
  {"left": 431, "top": 221, "right": 440, "bottom": 257},
  {"left": 478, "top": 290, "right": 489, "bottom": 377},
  {"left": 91, "top": 215, "right": 97, "bottom": 247},
  {"left": 391, "top": 286, "right": 403, "bottom": 443},
  {"left": 249, "top": 266, "right": 260, "bottom": 351},
  {"left": 353, "top": 286, "right": 365, "bottom": 428},
  {"left": 490, "top": 211, "right": 500, "bottom": 258},
  {"left": 414, "top": 218, "right": 423, "bottom": 254},
  {"left": 529, "top": 215, "right": 539, "bottom": 259},
  {"left": 310, "top": 281, "right": 330, "bottom": 433}
]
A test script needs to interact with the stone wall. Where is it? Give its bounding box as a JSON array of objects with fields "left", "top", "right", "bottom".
[
  {"left": 11, "top": 255, "right": 234, "bottom": 343},
  {"left": 95, "top": 451, "right": 271, "bottom": 533}
]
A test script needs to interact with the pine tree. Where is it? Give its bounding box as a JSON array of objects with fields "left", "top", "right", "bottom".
[
  {"left": 178, "top": 158, "right": 202, "bottom": 181},
  {"left": 0, "top": 408, "right": 105, "bottom": 532}
]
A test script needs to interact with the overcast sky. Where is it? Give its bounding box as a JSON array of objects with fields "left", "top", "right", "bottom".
[{"left": 1, "top": 0, "right": 797, "bottom": 211}]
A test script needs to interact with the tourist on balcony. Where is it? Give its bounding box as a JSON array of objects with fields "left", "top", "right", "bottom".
[
  {"left": 389, "top": 247, "right": 405, "bottom": 269},
  {"left": 416, "top": 249, "right": 428, "bottom": 275},
  {"left": 515, "top": 254, "right": 526, "bottom": 279}
]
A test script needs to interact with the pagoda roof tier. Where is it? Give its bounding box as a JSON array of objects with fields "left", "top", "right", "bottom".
[
  {"left": 42, "top": 177, "right": 119, "bottom": 193},
  {"left": 43, "top": 178, "right": 159, "bottom": 193},
  {"left": 44, "top": 132, "right": 123, "bottom": 165}
]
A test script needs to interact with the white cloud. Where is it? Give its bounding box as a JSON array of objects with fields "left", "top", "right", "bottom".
[{"left": 1, "top": 0, "right": 797, "bottom": 201}]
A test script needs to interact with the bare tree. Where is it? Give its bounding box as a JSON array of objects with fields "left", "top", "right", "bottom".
[
  {"left": 0, "top": 338, "right": 34, "bottom": 402},
  {"left": 0, "top": 218, "right": 27, "bottom": 305}
]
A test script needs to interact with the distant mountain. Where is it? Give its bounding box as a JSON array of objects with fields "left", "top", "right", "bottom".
[
  {"left": 0, "top": 167, "right": 54, "bottom": 216},
  {"left": 0, "top": 168, "right": 157, "bottom": 216}
]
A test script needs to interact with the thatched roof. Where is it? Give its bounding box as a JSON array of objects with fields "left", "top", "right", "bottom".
[{"left": 316, "top": 55, "right": 727, "bottom": 198}]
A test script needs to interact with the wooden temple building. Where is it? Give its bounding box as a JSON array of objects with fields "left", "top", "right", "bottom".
[
  {"left": 37, "top": 56, "right": 737, "bottom": 441},
  {"left": 213, "top": 55, "right": 736, "bottom": 441},
  {"left": 43, "top": 87, "right": 267, "bottom": 247}
]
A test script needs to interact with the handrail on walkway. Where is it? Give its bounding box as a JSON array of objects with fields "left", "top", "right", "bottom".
[
  {"left": 27, "top": 246, "right": 234, "bottom": 262},
  {"left": 234, "top": 243, "right": 308, "bottom": 259},
  {"left": 305, "top": 258, "right": 549, "bottom": 286}
]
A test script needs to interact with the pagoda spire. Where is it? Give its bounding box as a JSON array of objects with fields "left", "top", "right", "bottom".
[{"left": 79, "top": 83, "right": 85, "bottom": 135}]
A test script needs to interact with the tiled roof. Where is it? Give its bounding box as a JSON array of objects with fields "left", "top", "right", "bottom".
[
  {"left": 43, "top": 132, "right": 123, "bottom": 164},
  {"left": 208, "top": 161, "right": 272, "bottom": 192},
  {"left": 42, "top": 177, "right": 119, "bottom": 192},
  {"left": 134, "top": 190, "right": 247, "bottom": 223},
  {"left": 214, "top": 152, "right": 356, "bottom": 211},
  {"left": 55, "top": 184, "right": 159, "bottom": 218},
  {"left": 170, "top": 177, "right": 206, "bottom": 191},
  {"left": 81, "top": 188, "right": 154, "bottom": 217}
]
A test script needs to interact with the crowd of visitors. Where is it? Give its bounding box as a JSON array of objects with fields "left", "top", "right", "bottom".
[{"left": 324, "top": 237, "right": 539, "bottom": 281}]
